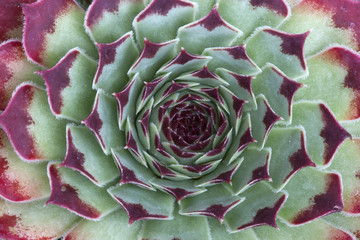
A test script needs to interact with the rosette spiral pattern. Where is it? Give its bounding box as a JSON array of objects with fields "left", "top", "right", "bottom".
[{"left": 1, "top": 0, "right": 360, "bottom": 239}]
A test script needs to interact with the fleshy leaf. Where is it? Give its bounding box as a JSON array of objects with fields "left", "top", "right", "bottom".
[
  {"left": 249, "top": 95, "right": 281, "bottom": 148},
  {"left": 0, "top": 83, "right": 67, "bottom": 161},
  {"left": 191, "top": 0, "right": 216, "bottom": 19},
  {"left": 61, "top": 125, "right": 120, "bottom": 187},
  {"left": 93, "top": 32, "right": 139, "bottom": 93},
  {"left": 327, "top": 138, "right": 360, "bottom": 214},
  {"left": 46, "top": 162, "right": 119, "bottom": 220},
  {"left": 324, "top": 212, "right": 360, "bottom": 239},
  {"left": 266, "top": 127, "right": 315, "bottom": 190},
  {"left": 0, "top": 129, "right": 50, "bottom": 202},
  {"left": 23, "top": 0, "right": 97, "bottom": 67},
  {"left": 112, "top": 148, "right": 156, "bottom": 190},
  {"left": 252, "top": 65, "right": 302, "bottom": 123},
  {"left": 246, "top": 27, "right": 309, "bottom": 79},
  {"left": 64, "top": 209, "right": 142, "bottom": 240},
  {"left": 203, "top": 45, "right": 260, "bottom": 75},
  {"left": 280, "top": 0, "right": 360, "bottom": 56},
  {"left": 0, "top": 40, "right": 43, "bottom": 111},
  {"left": 0, "top": 198, "right": 79, "bottom": 240},
  {"left": 229, "top": 147, "right": 271, "bottom": 195},
  {"left": 0, "top": 0, "right": 37, "bottom": 42},
  {"left": 85, "top": 0, "right": 146, "bottom": 43},
  {"left": 108, "top": 184, "right": 174, "bottom": 224},
  {"left": 177, "top": 5, "right": 242, "bottom": 54},
  {"left": 39, "top": 48, "right": 97, "bottom": 122},
  {"left": 291, "top": 102, "right": 351, "bottom": 166},
  {"left": 140, "top": 206, "right": 211, "bottom": 240},
  {"left": 295, "top": 46, "right": 360, "bottom": 121},
  {"left": 83, "top": 90, "right": 123, "bottom": 155},
  {"left": 133, "top": 0, "right": 196, "bottom": 47},
  {"left": 218, "top": 0, "right": 290, "bottom": 42},
  {"left": 180, "top": 184, "right": 244, "bottom": 223},
  {"left": 279, "top": 167, "right": 343, "bottom": 225},
  {"left": 254, "top": 217, "right": 353, "bottom": 240},
  {"left": 224, "top": 182, "right": 287, "bottom": 232}
]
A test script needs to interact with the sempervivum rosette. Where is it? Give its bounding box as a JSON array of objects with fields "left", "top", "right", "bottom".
[{"left": 1, "top": 0, "right": 360, "bottom": 239}]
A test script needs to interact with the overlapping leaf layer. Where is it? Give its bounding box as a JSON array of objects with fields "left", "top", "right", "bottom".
[{"left": 1, "top": 0, "right": 360, "bottom": 239}]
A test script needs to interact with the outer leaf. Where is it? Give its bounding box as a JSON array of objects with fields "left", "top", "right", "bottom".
[
  {"left": 39, "top": 48, "right": 97, "bottom": 122},
  {"left": 64, "top": 209, "right": 142, "bottom": 240},
  {"left": 85, "top": 0, "right": 146, "bottom": 43},
  {"left": 133, "top": 0, "right": 197, "bottom": 47},
  {"left": 0, "top": 83, "right": 67, "bottom": 161},
  {"left": 0, "top": 40, "right": 43, "bottom": 111},
  {"left": 0, "top": 129, "right": 50, "bottom": 202},
  {"left": 47, "top": 162, "right": 119, "bottom": 220},
  {"left": 23, "top": 0, "right": 98, "bottom": 67},
  {"left": 0, "top": 198, "right": 79, "bottom": 240},
  {"left": 178, "top": 5, "right": 242, "bottom": 54},
  {"left": 108, "top": 184, "right": 174, "bottom": 224},
  {"left": 280, "top": 0, "right": 360, "bottom": 56}
]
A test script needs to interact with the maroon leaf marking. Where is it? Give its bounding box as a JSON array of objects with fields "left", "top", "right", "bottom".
[
  {"left": 187, "top": 5, "right": 233, "bottom": 32},
  {"left": 192, "top": 66, "right": 218, "bottom": 79},
  {"left": 170, "top": 144, "right": 195, "bottom": 158},
  {"left": 249, "top": 163, "right": 271, "bottom": 185},
  {"left": 0, "top": 214, "right": 24, "bottom": 240},
  {"left": 46, "top": 164, "right": 101, "bottom": 219},
  {"left": 250, "top": 0, "right": 288, "bottom": 17},
  {"left": 263, "top": 101, "right": 281, "bottom": 132},
  {"left": 264, "top": 29, "right": 309, "bottom": 69},
  {"left": 216, "top": 111, "right": 227, "bottom": 136},
  {"left": 291, "top": 173, "right": 343, "bottom": 224},
  {"left": 126, "top": 131, "right": 140, "bottom": 157},
  {"left": 319, "top": 104, "right": 351, "bottom": 165},
  {"left": 163, "top": 81, "right": 188, "bottom": 98},
  {"left": 229, "top": 72, "right": 253, "bottom": 94},
  {"left": 325, "top": 47, "right": 360, "bottom": 119},
  {"left": 0, "top": 41, "right": 24, "bottom": 111},
  {"left": 136, "top": 0, "right": 193, "bottom": 22},
  {"left": 302, "top": 0, "right": 360, "bottom": 51},
  {"left": 86, "top": 0, "right": 129, "bottom": 27},
  {"left": 233, "top": 96, "right": 246, "bottom": 119},
  {"left": 207, "top": 138, "right": 229, "bottom": 157},
  {"left": 0, "top": 84, "right": 39, "bottom": 160},
  {"left": 23, "top": 0, "right": 76, "bottom": 66},
  {"left": 164, "top": 48, "right": 203, "bottom": 68},
  {"left": 114, "top": 78, "right": 134, "bottom": 122},
  {"left": 223, "top": 45, "right": 249, "bottom": 60},
  {"left": 0, "top": 0, "right": 37, "bottom": 42},
  {"left": 184, "top": 164, "right": 212, "bottom": 173},
  {"left": 83, "top": 98, "right": 104, "bottom": 147},
  {"left": 158, "top": 100, "right": 174, "bottom": 121},
  {"left": 276, "top": 68, "right": 303, "bottom": 113},
  {"left": 140, "top": 109, "right": 151, "bottom": 136},
  {"left": 39, "top": 50, "right": 79, "bottom": 115},
  {"left": 237, "top": 195, "right": 286, "bottom": 230},
  {"left": 142, "top": 76, "right": 165, "bottom": 101},
  {"left": 94, "top": 33, "right": 130, "bottom": 85},
  {"left": 185, "top": 138, "right": 212, "bottom": 151},
  {"left": 162, "top": 116, "right": 172, "bottom": 141},
  {"left": 178, "top": 93, "right": 204, "bottom": 103},
  {"left": 285, "top": 132, "right": 315, "bottom": 182},
  {"left": 152, "top": 160, "right": 176, "bottom": 177},
  {"left": 0, "top": 157, "right": 29, "bottom": 202},
  {"left": 162, "top": 187, "right": 194, "bottom": 202},
  {"left": 60, "top": 130, "right": 96, "bottom": 183},
  {"left": 155, "top": 134, "right": 172, "bottom": 157},
  {"left": 194, "top": 202, "right": 242, "bottom": 223},
  {"left": 210, "top": 164, "right": 238, "bottom": 184},
  {"left": 114, "top": 196, "right": 168, "bottom": 224},
  {"left": 238, "top": 128, "right": 256, "bottom": 152},
  {"left": 115, "top": 158, "right": 152, "bottom": 189},
  {"left": 201, "top": 87, "right": 224, "bottom": 104}
]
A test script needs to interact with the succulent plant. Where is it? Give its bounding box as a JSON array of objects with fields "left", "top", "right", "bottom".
[{"left": 1, "top": 0, "right": 360, "bottom": 239}]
